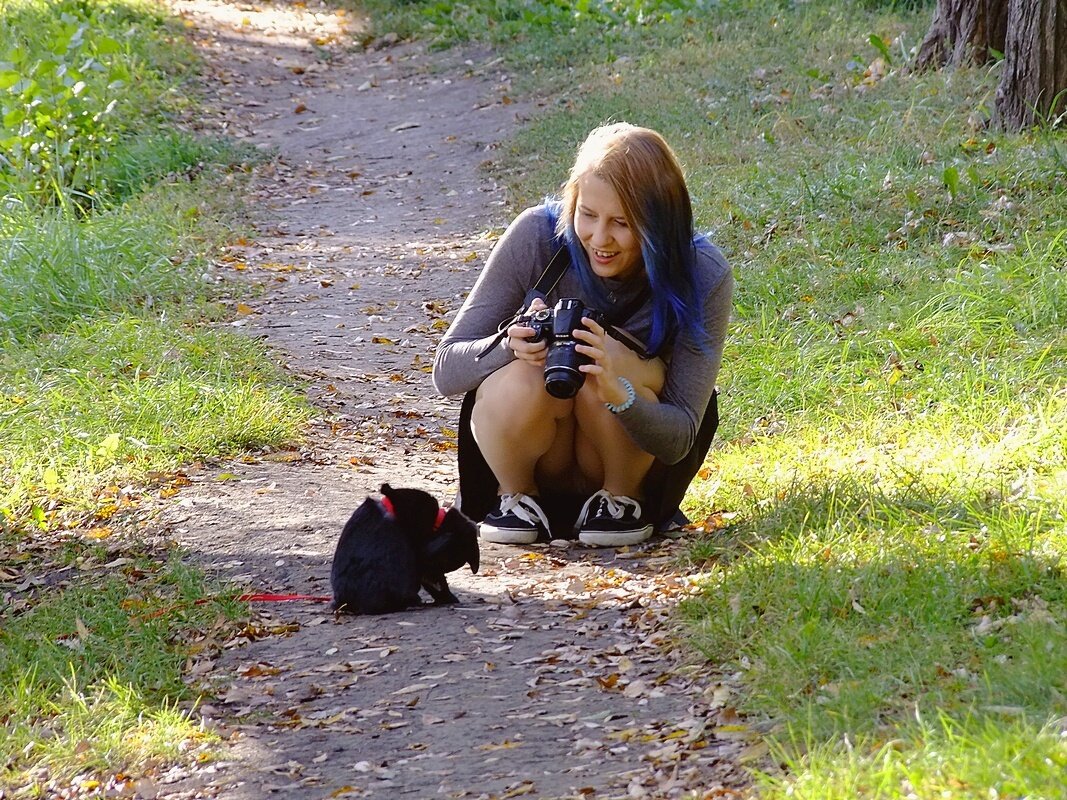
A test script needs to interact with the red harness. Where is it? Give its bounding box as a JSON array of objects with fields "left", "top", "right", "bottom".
[{"left": 380, "top": 496, "right": 447, "bottom": 530}]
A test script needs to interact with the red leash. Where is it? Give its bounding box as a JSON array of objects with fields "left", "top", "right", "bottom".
[
  {"left": 139, "top": 495, "right": 451, "bottom": 619},
  {"left": 230, "top": 498, "right": 446, "bottom": 606}
]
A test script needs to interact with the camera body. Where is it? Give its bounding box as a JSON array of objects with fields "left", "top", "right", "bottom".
[{"left": 519, "top": 298, "right": 604, "bottom": 399}]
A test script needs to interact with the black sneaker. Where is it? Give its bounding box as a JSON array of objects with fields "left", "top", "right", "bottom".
[
  {"left": 576, "top": 490, "right": 653, "bottom": 547},
  {"left": 479, "top": 493, "right": 550, "bottom": 544}
]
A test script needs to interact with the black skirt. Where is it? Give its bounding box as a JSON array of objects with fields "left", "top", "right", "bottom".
[{"left": 454, "top": 389, "right": 719, "bottom": 539}]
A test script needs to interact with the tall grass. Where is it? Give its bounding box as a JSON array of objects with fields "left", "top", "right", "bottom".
[
  {"left": 0, "top": 0, "right": 309, "bottom": 531},
  {"left": 360, "top": 0, "right": 1067, "bottom": 796},
  {"left": 0, "top": 313, "right": 311, "bottom": 523}
]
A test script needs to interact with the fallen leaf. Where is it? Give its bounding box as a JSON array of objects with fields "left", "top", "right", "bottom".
[
  {"left": 623, "top": 680, "right": 647, "bottom": 698},
  {"left": 393, "top": 682, "right": 437, "bottom": 695},
  {"left": 478, "top": 740, "right": 521, "bottom": 751}
]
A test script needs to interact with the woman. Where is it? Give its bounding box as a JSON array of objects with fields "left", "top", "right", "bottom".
[{"left": 433, "top": 123, "right": 732, "bottom": 547}]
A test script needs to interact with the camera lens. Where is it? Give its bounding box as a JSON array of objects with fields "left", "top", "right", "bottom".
[
  {"left": 544, "top": 368, "right": 583, "bottom": 399},
  {"left": 543, "top": 341, "right": 585, "bottom": 399}
]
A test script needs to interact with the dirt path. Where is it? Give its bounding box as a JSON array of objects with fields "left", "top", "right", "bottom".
[{"left": 154, "top": 3, "right": 754, "bottom": 798}]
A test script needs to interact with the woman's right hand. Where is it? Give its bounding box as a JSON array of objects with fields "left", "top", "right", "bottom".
[{"left": 507, "top": 297, "right": 549, "bottom": 365}]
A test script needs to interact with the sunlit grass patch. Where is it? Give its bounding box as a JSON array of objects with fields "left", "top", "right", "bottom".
[
  {"left": 0, "top": 549, "right": 243, "bottom": 790},
  {"left": 760, "top": 715, "right": 1067, "bottom": 800},
  {"left": 679, "top": 391, "right": 1066, "bottom": 793},
  {"left": 683, "top": 481, "right": 1066, "bottom": 713},
  {"left": 0, "top": 159, "right": 260, "bottom": 344},
  {"left": 0, "top": 130, "right": 300, "bottom": 534},
  {"left": 0, "top": 314, "right": 311, "bottom": 526}
]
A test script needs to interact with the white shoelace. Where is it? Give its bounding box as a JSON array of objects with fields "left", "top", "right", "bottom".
[
  {"left": 499, "top": 493, "right": 551, "bottom": 531},
  {"left": 577, "top": 489, "right": 643, "bottom": 526}
]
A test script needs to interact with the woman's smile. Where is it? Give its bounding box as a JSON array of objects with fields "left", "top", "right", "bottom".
[{"left": 574, "top": 173, "right": 641, "bottom": 280}]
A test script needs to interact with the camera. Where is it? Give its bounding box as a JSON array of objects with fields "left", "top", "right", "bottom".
[{"left": 519, "top": 298, "right": 604, "bottom": 399}]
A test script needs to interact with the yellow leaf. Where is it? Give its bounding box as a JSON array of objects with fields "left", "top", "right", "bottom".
[
  {"left": 477, "top": 740, "right": 520, "bottom": 751},
  {"left": 42, "top": 467, "right": 59, "bottom": 493},
  {"left": 236, "top": 303, "right": 255, "bottom": 315},
  {"left": 372, "top": 336, "right": 397, "bottom": 345},
  {"left": 95, "top": 433, "right": 121, "bottom": 459},
  {"left": 262, "top": 451, "right": 303, "bottom": 463},
  {"left": 596, "top": 673, "right": 620, "bottom": 689}
]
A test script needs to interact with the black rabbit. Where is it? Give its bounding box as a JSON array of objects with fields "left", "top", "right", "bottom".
[{"left": 330, "top": 484, "right": 479, "bottom": 614}]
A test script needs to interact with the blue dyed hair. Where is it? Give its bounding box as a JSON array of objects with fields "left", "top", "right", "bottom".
[{"left": 551, "top": 123, "right": 705, "bottom": 356}]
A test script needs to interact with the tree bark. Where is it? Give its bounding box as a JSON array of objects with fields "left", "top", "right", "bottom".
[
  {"left": 910, "top": 0, "right": 1008, "bottom": 72},
  {"left": 994, "top": 0, "right": 1067, "bottom": 130}
]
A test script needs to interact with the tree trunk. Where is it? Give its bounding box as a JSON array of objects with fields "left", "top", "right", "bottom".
[
  {"left": 994, "top": 0, "right": 1067, "bottom": 130},
  {"left": 910, "top": 0, "right": 1008, "bottom": 72}
]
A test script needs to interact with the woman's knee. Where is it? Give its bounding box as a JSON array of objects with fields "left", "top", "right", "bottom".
[{"left": 474, "top": 360, "right": 573, "bottom": 426}]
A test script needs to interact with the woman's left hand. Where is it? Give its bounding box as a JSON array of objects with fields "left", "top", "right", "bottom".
[{"left": 572, "top": 316, "right": 631, "bottom": 407}]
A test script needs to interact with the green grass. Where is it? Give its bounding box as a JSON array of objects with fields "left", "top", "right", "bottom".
[
  {"left": 0, "top": 541, "right": 246, "bottom": 790},
  {"left": 0, "top": 0, "right": 310, "bottom": 531},
  {"left": 0, "top": 0, "right": 196, "bottom": 207},
  {"left": 0, "top": 312, "right": 311, "bottom": 525},
  {"left": 359, "top": 0, "right": 1067, "bottom": 796},
  {"left": 0, "top": 173, "right": 311, "bottom": 530}
]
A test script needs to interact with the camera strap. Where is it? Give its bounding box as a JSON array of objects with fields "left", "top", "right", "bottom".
[
  {"left": 476, "top": 243, "right": 572, "bottom": 360},
  {"left": 602, "top": 285, "right": 653, "bottom": 359},
  {"left": 475, "top": 243, "right": 654, "bottom": 361}
]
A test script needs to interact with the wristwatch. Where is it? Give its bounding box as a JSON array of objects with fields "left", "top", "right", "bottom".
[{"left": 605, "top": 377, "right": 636, "bottom": 414}]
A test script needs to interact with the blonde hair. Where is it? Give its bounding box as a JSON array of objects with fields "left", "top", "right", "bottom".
[
  {"left": 558, "top": 123, "right": 691, "bottom": 248},
  {"left": 555, "top": 123, "right": 700, "bottom": 353}
]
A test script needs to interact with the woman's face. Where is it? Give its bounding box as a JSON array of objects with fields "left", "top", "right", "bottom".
[{"left": 573, "top": 172, "right": 641, "bottom": 280}]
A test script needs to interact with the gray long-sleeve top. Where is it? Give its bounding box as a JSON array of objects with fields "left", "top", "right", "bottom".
[{"left": 432, "top": 205, "right": 733, "bottom": 465}]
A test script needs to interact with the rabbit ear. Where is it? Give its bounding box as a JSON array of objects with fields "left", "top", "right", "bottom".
[
  {"left": 444, "top": 507, "right": 480, "bottom": 574},
  {"left": 468, "top": 537, "right": 480, "bottom": 574}
]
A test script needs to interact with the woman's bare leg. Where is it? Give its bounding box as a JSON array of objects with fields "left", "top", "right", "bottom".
[
  {"left": 574, "top": 349, "right": 665, "bottom": 497},
  {"left": 471, "top": 359, "right": 574, "bottom": 496}
]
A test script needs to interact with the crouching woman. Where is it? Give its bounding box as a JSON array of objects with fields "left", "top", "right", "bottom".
[{"left": 432, "top": 123, "right": 733, "bottom": 547}]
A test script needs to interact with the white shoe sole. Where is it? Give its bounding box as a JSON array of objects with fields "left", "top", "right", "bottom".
[
  {"left": 479, "top": 524, "right": 539, "bottom": 545},
  {"left": 578, "top": 526, "right": 653, "bottom": 547}
]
